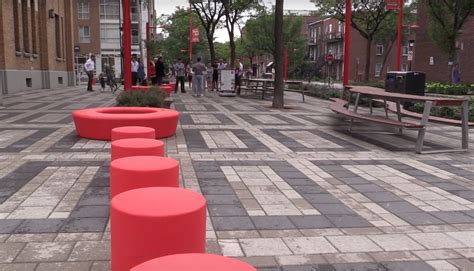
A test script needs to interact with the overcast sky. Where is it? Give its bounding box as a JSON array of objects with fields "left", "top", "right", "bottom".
[{"left": 154, "top": 0, "right": 317, "bottom": 42}]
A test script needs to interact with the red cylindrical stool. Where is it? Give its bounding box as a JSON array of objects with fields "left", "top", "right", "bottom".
[
  {"left": 111, "top": 126, "right": 156, "bottom": 141},
  {"left": 111, "top": 138, "right": 164, "bottom": 161},
  {"left": 110, "top": 156, "right": 179, "bottom": 198},
  {"left": 132, "top": 253, "right": 256, "bottom": 271},
  {"left": 111, "top": 188, "right": 206, "bottom": 271}
]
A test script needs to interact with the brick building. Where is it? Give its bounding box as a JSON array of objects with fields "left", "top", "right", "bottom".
[
  {"left": 413, "top": 2, "right": 474, "bottom": 83},
  {"left": 73, "top": 0, "right": 155, "bottom": 83},
  {"left": 308, "top": 17, "right": 412, "bottom": 82},
  {"left": 0, "top": 0, "right": 75, "bottom": 94}
]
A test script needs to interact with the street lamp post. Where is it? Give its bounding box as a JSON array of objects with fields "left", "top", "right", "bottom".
[
  {"left": 396, "top": 0, "right": 403, "bottom": 71},
  {"left": 188, "top": 2, "right": 193, "bottom": 62},
  {"left": 343, "top": 0, "right": 351, "bottom": 87}
]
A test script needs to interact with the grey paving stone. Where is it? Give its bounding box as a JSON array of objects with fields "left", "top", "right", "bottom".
[
  {"left": 433, "top": 211, "right": 474, "bottom": 224},
  {"left": 211, "top": 216, "right": 255, "bottom": 231},
  {"left": 15, "top": 219, "right": 65, "bottom": 234},
  {"left": 205, "top": 195, "right": 241, "bottom": 205},
  {"left": 363, "top": 192, "right": 401, "bottom": 202},
  {"left": 337, "top": 177, "right": 370, "bottom": 185},
  {"left": 314, "top": 204, "right": 356, "bottom": 215},
  {"left": 90, "top": 261, "right": 110, "bottom": 271},
  {"left": 208, "top": 204, "right": 248, "bottom": 216},
  {"left": 36, "top": 262, "right": 91, "bottom": 271},
  {"left": 325, "top": 214, "right": 373, "bottom": 228},
  {"left": 381, "top": 261, "right": 435, "bottom": 271},
  {"left": 0, "top": 263, "right": 37, "bottom": 270},
  {"left": 0, "top": 243, "right": 25, "bottom": 263},
  {"left": 68, "top": 241, "right": 110, "bottom": 261},
  {"left": 292, "top": 185, "right": 324, "bottom": 194},
  {"left": 395, "top": 212, "right": 445, "bottom": 226},
  {"left": 378, "top": 201, "right": 422, "bottom": 214},
  {"left": 288, "top": 215, "right": 334, "bottom": 229},
  {"left": 200, "top": 185, "right": 235, "bottom": 195},
  {"left": 70, "top": 205, "right": 110, "bottom": 218},
  {"left": 304, "top": 194, "right": 342, "bottom": 204},
  {"left": 281, "top": 264, "right": 336, "bottom": 271},
  {"left": 351, "top": 184, "right": 385, "bottom": 193},
  {"left": 252, "top": 216, "right": 296, "bottom": 230},
  {"left": 0, "top": 220, "right": 23, "bottom": 234},
  {"left": 332, "top": 262, "right": 383, "bottom": 271},
  {"left": 59, "top": 218, "right": 108, "bottom": 233},
  {"left": 15, "top": 242, "right": 74, "bottom": 262}
]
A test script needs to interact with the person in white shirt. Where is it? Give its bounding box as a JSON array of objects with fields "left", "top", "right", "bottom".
[
  {"left": 131, "top": 56, "right": 139, "bottom": 85},
  {"left": 84, "top": 55, "right": 95, "bottom": 92}
]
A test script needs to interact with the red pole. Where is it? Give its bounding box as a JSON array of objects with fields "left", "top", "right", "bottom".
[
  {"left": 284, "top": 48, "right": 288, "bottom": 81},
  {"left": 123, "top": 0, "right": 132, "bottom": 90},
  {"left": 188, "top": 2, "right": 193, "bottom": 62},
  {"left": 146, "top": 22, "right": 152, "bottom": 79},
  {"left": 343, "top": 0, "right": 351, "bottom": 86},
  {"left": 396, "top": 0, "right": 403, "bottom": 70}
]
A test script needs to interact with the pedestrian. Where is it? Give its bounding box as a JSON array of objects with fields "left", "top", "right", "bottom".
[
  {"left": 99, "top": 72, "right": 106, "bottom": 92},
  {"left": 206, "top": 63, "right": 213, "bottom": 91},
  {"left": 192, "top": 57, "right": 207, "bottom": 97},
  {"left": 149, "top": 58, "right": 156, "bottom": 84},
  {"left": 235, "top": 60, "right": 244, "bottom": 95},
  {"left": 452, "top": 63, "right": 461, "bottom": 84},
  {"left": 131, "top": 55, "right": 139, "bottom": 86},
  {"left": 212, "top": 62, "right": 219, "bottom": 91},
  {"left": 137, "top": 58, "right": 146, "bottom": 85},
  {"left": 174, "top": 58, "right": 186, "bottom": 93},
  {"left": 187, "top": 61, "right": 193, "bottom": 89},
  {"left": 154, "top": 57, "right": 165, "bottom": 85},
  {"left": 84, "top": 54, "right": 95, "bottom": 92}
]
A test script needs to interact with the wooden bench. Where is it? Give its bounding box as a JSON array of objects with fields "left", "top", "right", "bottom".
[
  {"left": 330, "top": 98, "right": 425, "bottom": 130},
  {"left": 285, "top": 88, "right": 308, "bottom": 102},
  {"left": 379, "top": 100, "right": 474, "bottom": 128}
]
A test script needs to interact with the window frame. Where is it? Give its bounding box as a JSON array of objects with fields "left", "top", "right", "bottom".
[
  {"left": 79, "top": 26, "right": 91, "bottom": 43},
  {"left": 78, "top": 0, "right": 90, "bottom": 20},
  {"left": 375, "top": 63, "right": 383, "bottom": 77}
]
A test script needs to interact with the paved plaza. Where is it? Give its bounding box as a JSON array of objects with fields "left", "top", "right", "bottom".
[{"left": 0, "top": 87, "right": 473, "bottom": 270}]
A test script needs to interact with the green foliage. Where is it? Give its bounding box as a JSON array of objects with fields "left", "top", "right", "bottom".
[
  {"left": 300, "top": 84, "right": 342, "bottom": 100},
  {"left": 116, "top": 86, "right": 167, "bottom": 108},
  {"left": 425, "top": 0, "right": 474, "bottom": 57},
  {"left": 410, "top": 97, "right": 474, "bottom": 122},
  {"left": 426, "top": 82, "right": 473, "bottom": 95},
  {"left": 155, "top": 8, "right": 209, "bottom": 63},
  {"left": 243, "top": 13, "right": 306, "bottom": 70}
]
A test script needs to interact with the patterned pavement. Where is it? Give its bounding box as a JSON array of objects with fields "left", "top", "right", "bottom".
[{"left": 0, "top": 86, "right": 473, "bottom": 270}]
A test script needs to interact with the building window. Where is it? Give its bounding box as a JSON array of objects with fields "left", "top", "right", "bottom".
[
  {"left": 79, "top": 26, "right": 90, "bottom": 43},
  {"left": 402, "top": 46, "right": 409, "bottom": 56},
  {"left": 375, "top": 63, "right": 382, "bottom": 77},
  {"left": 13, "top": 0, "right": 21, "bottom": 52},
  {"left": 78, "top": 0, "right": 89, "bottom": 20},
  {"left": 30, "top": 0, "right": 37, "bottom": 54},
  {"left": 131, "top": 24, "right": 139, "bottom": 45},
  {"left": 100, "top": 0, "right": 120, "bottom": 20},
  {"left": 131, "top": 0, "right": 139, "bottom": 21},
  {"left": 21, "top": 0, "right": 30, "bottom": 53},
  {"left": 376, "top": 44, "right": 384, "bottom": 56},
  {"left": 102, "top": 55, "right": 116, "bottom": 71},
  {"left": 55, "top": 15, "right": 61, "bottom": 58},
  {"left": 100, "top": 23, "right": 120, "bottom": 44},
  {"left": 401, "top": 63, "right": 408, "bottom": 71}
]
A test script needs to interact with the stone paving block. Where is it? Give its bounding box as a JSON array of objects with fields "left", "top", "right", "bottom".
[
  {"left": 0, "top": 220, "right": 23, "bottom": 234},
  {"left": 327, "top": 235, "right": 383, "bottom": 253},
  {"left": 212, "top": 216, "right": 255, "bottom": 231},
  {"left": 325, "top": 214, "right": 372, "bottom": 228},
  {"left": 68, "top": 241, "right": 110, "bottom": 261},
  {"left": 426, "top": 260, "right": 459, "bottom": 271},
  {"left": 446, "top": 231, "right": 474, "bottom": 247},
  {"left": 36, "top": 262, "right": 91, "bottom": 271},
  {"left": 69, "top": 205, "right": 109, "bottom": 218},
  {"left": 284, "top": 237, "right": 338, "bottom": 254},
  {"left": 368, "top": 234, "right": 425, "bottom": 251},
  {"left": 408, "top": 233, "right": 465, "bottom": 249},
  {"left": 288, "top": 215, "right": 334, "bottom": 229},
  {"left": 59, "top": 218, "right": 108, "bottom": 233},
  {"left": 0, "top": 243, "right": 25, "bottom": 263},
  {"left": 276, "top": 255, "right": 327, "bottom": 266},
  {"left": 238, "top": 256, "right": 278, "bottom": 268},
  {"left": 381, "top": 261, "right": 435, "bottom": 271},
  {"left": 90, "top": 261, "right": 110, "bottom": 271},
  {"left": 252, "top": 216, "right": 296, "bottom": 230},
  {"left": 15, "top": 219, "right": 65, "bottom": 234},
  {"left": 208, "top": 204, "right": 248, "bottom": 216},
  {"left": 0, "top": 263, "right": 37, "bottom": 271},
  {"left": 413, "top": 249, "right": 462, "bottom": 260},
  {"left": 395, "top": 212, "right": 445, "bottom": 226},
  {"left": 323, "top": 252, "right": 373, "bottom": 264},
  {"left": 369, "top": 251, "right": 419, "bottom": 262},
  {"left": 7, "top": 234, "right": 56, "bottom": 243},
  {"left": 15, "top": 242, "right": 74, "bottom": 262},
  {"left": 240, "top": 238, "right": 292, "bottom": 256}
]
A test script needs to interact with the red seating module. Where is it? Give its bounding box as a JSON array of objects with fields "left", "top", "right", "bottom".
[
  {"left": 111, "top": 126, "right": 155, "bottom": 141},
  {"left": 111, "top": 138, "right": 164, "bottom": 161}
]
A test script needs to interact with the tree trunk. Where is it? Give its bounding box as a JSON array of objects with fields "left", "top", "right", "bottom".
[
  {"left": 364, "top": 38, "right": 372, "bottom": 81},
  {"left": 272, "top": 0, "right": 284, "bottom": 109},
  {"left": 229, "top": 30, "right": 236, "bottom": 67},
  {"left": 208, "top": 33, "right": 216, "bottom": 64}
]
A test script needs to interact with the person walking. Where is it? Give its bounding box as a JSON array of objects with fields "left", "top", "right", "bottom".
[
  {"left": 131, "top": 56, "right": 139, "bottom": 86},
  {"left": 174, "top": 58, "right": 186, "bottom": 93},
  {"left": 186, "top": 61, "right": 193, "bottom": 89},
  {"left": 212, "top": 62, "right": 219, "bottom": 91},
  {"left": 84, "top": 54, "right": 95, "bottom": 92},
  {"left": 137, "top": 58, "right": 146, "bottom": 85},
  {"left": 155, "top": 57, "right": 165, "bottom": 85},
  {"left": 192, "top": 57, "right": 207, "bottom": 97}
]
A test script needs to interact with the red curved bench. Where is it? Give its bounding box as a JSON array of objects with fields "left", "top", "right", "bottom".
[
  {"left": 72, "top": 107, "right": 179, "bottom": 140},
  {"left": 111, "top": 187, "right": 206, "bottom": 271},
  {"left": 110, "top": 156, "right": 179, "bottom": 197},
  {"left": 132, "top": 253, "right": 256, "bottom": 271},
  {"left": 111, "top": 126, "right": 156, "bottom": 141}
]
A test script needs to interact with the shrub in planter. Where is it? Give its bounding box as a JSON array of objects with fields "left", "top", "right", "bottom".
[{"left": 116, "top": 86, "right": 168, "bottom": 108}]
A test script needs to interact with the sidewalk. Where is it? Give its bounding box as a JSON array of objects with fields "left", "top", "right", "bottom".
[{"left": 0, "top": 87, "right": 472, "bottom": 270}]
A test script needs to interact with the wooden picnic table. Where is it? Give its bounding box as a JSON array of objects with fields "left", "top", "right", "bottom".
[
  {"left": 244, "top": 78, "right": 304, "bottom": 99},
  {"left": 345, "top": 85, "right": 470, "bottom": 153}
]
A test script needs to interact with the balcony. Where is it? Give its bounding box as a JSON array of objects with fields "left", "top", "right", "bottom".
[{"left": 325, "top": 32, "right": 344, "bottom": 42}]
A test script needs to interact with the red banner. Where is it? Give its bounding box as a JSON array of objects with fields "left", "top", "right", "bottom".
[
  {"left": 191, "top": 28, "right": 200, "bottom": 43},
  {"left": 386, "top": 0, "right": 399, "bottom": 10}
]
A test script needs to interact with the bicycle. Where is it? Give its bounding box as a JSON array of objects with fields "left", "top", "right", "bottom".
[{"left": 105, "top": 70, "right": 123, "bottom": 95}]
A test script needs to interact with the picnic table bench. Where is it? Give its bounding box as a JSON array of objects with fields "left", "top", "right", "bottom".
[
  {"left": 330, "top": 86, "right": 470, "bottom": 154},
  {"left": 241, "top": 78, "right": 306, "bottom": 101}
]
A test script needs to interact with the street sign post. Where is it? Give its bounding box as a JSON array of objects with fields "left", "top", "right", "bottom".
[
  {"left": 386, "top": 0, "right": 399, "bottom": 10},
  {"left": 326, "top": 54, "right": 334, "bottom": 65}
]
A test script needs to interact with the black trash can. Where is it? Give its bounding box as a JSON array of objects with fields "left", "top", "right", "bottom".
[{"left": 385, "top": 71, "right": 426, "bottom": 96}]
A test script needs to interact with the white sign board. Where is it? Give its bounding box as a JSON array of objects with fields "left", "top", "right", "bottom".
[{"left": 219, "top": 69, "right": 236, "bottom": 97}]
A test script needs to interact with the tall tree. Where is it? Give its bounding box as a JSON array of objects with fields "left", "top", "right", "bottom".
[
  {"left": 315, "top": 0, "right": 394, "bottom": 81},
  {"left": 191, "top": 0, "right": 225, "bottom": 64},
  {"left": 424, "top": 0, "right": 474, "bottom": 81},
  {"left": 273, "top": 0, "right": 284, "bottom": 109},
  {"left": 221, "top": 0, "right": 261, "bottom": 67}
]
